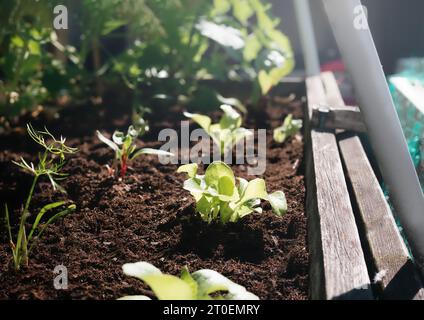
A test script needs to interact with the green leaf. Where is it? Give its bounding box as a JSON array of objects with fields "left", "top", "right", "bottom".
[
  {"left": 212, "top": 0, "right": 231, "bottom": 15},
  {"left": 196, "top": 20, "right": 245, "bottom": 50},
  {"left": 28, "top": 40, "right": 41, "bottom": 55},
  {"left": 219, "top": 202, "right": 234, "bottom": 224},
  {"left": 217, "top": 175, "right": 238, "bottom": 201},
  {"left": 122, "top": 262, "right": 196, "bottom": 300},
  {"left": 268, "top": 62, "right": 294, "bottom": 86},
  {"left": 216, "top": 94, "right": 247, "bottom": 114},
  {"left": 11, "top": 35, "right": 24, "bottom": 48},
  {"left": 209, "top": 124, "right": 226, "bottom": 151},
  {"left": 270, "top": 29, "right": 294, "bottom": 55},
  {"left": 27, "top": 201, "right": 66, "bottom": 242},
  {"left": 180, "top": 266, "right": 198, "bottom": 298},
  {"left": 233, "top": 204, "right": 255, "bottom": 220},
  {"left": 273, "top": 114, "right": 302, "bottom": 143},
  {"left": 177, "top": 163, "right": 199, "bottom": 178},
  {"left": 28, "top": 204, "right": 76, "bottom": 253},
  {"left": 102, "top": 20, "right": 127, "bottom": 36},
  {"left": 130, "top": 148, "right": 173, "bottom": 160},
  {"left": 238, "top": 178, "right": 268, "bottom": 204},
  {"left": 258, "top": 70, "right": 273, "bottom": 95},
  {"left": 273, "top": 125, "right": 287, "bottom": 143},
  {"left": 237, "top": 177, "right": 249, "bottom": 195},
  {"left": 184, "top": 112, "right": 212, "bottom": 133},
  {"left": 243, "top": 33, "right": 261, "bottom": 62},
  {"left": 191, "top": 269, "right": 259, "bottom": 300},
  {"left": 183, "top": 178, "right": 206, "bottom": 195},
  {"left": 196, "top": 195, "right": 212, "bottom": 219},
  {"left": 129, "top": 64, "right": 141, "bottom": 77},
  {"left": 268, "top": 191, "right": 287, "bottom": 216},
  {"left": 97, "top": 131, "right": 119, "bottom": 152},
  {"left": 112, "top": 131, "right": 125, "bottom": 145},
  {"left": 205, "top": 161, "right": 235, "bottom": 188},
  {"left": 219, "top": 104, "right": 241, "bottom": 130},
  {"left": 232, "top": 127, "right": 253, "bottom": 145},
  {"left": 122, "top": 261, "right": 162, "bottom": 279},
  {"left": 143, "top": 274, "right": 195, "bottom": 300},
  {"left": 118, "top": 295, "right": 152, "bottom": 300},
  {"left": 232, "top": 0, "right": 254, "bottom": 24},
  {"left": 251, "top": 0, "right": 277, "bottom": 35}
]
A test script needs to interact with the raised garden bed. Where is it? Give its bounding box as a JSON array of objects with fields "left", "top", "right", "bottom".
[
  {"left": 2, "top": 72, "right": 422, "bottom": 301},
  {"left": 0, "top": 82, "right": 308, "bottom": 300}
]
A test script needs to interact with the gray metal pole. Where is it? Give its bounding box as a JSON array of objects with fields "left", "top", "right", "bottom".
[
  {"left": 322, "top": 0, "right": 424, "bottom": 272},
  {"left": 293, "top": 0, "right": 321, "bottom": 76}
]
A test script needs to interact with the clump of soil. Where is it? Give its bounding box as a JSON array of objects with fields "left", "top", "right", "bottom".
[{"left": 0, "top": 95, "right": 308, "bottom": 300}]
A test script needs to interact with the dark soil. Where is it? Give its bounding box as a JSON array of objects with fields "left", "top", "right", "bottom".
[{"left": 0, "top": 95, "right": 308, "bottom": 300}]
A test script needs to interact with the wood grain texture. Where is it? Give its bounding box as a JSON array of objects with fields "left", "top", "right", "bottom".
[
  {"left": 324, "top": 70, "right": 424, "bottom": 300},
  {"left": 321, "top": 71, "right": 345, "bottom": 108},
  {"left": 339, "top": 135, "right": 424, "bottom": 300},
  {"left": 305, "top": 76, "right": 372, "bottom": 300}
]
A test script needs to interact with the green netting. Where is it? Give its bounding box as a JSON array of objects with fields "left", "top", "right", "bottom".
[{"left": 388, "top": 58, "right": 424, "bottom": 192}]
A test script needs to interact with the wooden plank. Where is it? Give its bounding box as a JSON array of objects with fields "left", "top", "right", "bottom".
[
  {"left": 339, "top": 134, "right": 424, "bottom": 300},
  {"left": 321, "top": 71, "right": 346, "bottom": 109},
  {"left": 305, "top": 76, "right": 372, "bottom": 300},
  {"left": 324, "top": 70, "right": 424, "bottom": 300},
  {"left": 304, "top": 76, "right": 326, "bottom": 300},
  {"left": 310, "top": 105, "right": 366, "bottom": 132}
]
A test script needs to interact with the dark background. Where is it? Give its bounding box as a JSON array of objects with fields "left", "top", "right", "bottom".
[{"left": 272, "top": 0, "right": 424, "bottom": 75}]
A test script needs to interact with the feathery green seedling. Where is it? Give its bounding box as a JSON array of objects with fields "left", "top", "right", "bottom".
[
  {"left": 184, "top": 105, "right": 252, "bottom": 156},
  {"left": 177, "top": 161, "right": 287, "bottom": 224},
  {"left": 119, "top": 261, "right": 259, "bottom": 300},
  {"left": 97, "top": 124, "right": 172, "bottom": 178},
  {"left": 273, "top": 114, "right": 302, "bottom": 143},
  {"left": 4, "top": 124, "right": 77, "bottom": 270}
]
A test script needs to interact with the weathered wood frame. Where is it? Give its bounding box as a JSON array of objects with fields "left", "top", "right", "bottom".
[{"left": 305, "top": 72, "right": 424, "bottom": 300}]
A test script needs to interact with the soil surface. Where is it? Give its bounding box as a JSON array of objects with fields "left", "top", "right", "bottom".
[{"left": 0, "top": 94, "right": 308, "bottom": 300}]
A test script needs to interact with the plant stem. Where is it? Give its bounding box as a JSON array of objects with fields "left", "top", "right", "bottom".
[
  {"left": 14, "top": 174, "right": 38, "bottom": 270},
  {"left": 24, "top": 175, "right": 38, "bottom": 214},
  {"left": 120, "top": 155, "right": 128, "bottom": 178}
]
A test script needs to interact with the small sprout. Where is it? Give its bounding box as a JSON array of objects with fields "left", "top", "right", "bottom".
[
  {"left": 4, "top": 124, "right": 77, "bottom": 270},
  {"left": 184, "top": 105, "right": 252, "bottom": 156},
  {"left": 119, "top": 261, "right": 259, "bottom": 300},
  {"left": 177, "top": 161, "right": 287, "bottom": 224},
  {"left": 13, "top": 124, "right": 78, "bottom": 192},
  {"left": 273, "top": 114, "right": 302, "bottom": 143},
  {"left": 97, "top": 124, "right": 172, "bottom": 178}
]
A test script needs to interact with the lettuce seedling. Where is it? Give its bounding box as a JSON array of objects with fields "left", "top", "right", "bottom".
[
  {"left": 273, "top": 114, "right": 302, "bottom": 143},
  {"left": 119, "top": 261, "right": 259, "bottom": 300},
  {"left": 97, "top": 124, "right": 172, "bottom": 178},
  {"left": 4, "top": 124, "right": 77, "bottom": 270},
  {"left": 184, "top": 104, "right": 252, "bottom": 156},
  {"left": 177, "top": 161, "right": 287, "bottom": 223}
]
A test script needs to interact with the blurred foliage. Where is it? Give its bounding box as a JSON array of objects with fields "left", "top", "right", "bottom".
[
  {"left": 0, "top": 0, "right": 294, "bottom": 122},
  {"left": 0, "top": 0, "right": 79, "bottom": 118}
]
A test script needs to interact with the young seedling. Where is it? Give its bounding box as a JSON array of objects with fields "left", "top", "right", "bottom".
[
  {"left": 273, "top": 114, "right": 302, "bottom": 143},
  {"left": 119, "top": 261, "right": 259, "bottom": 300},
  {"left": 184, "top": 104, "right": 252, "bottom": 156},
  {"left": 4, "top": 124, "right": 77, "bottom": 270},
  {"left": 177, "top": 161, "right": 287, "bottom": 224},
  {"left": 96, "top": 124, "right": 172, "bottom": 178}
]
